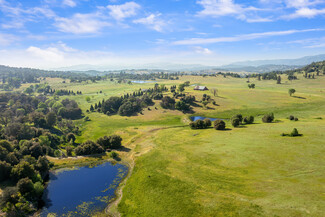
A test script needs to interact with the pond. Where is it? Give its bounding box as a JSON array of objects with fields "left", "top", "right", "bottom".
[
  {"left": 131, "top": 80, "right": 154, "bottom": 84},
  {"left": 41, "top": 162, "right": 128, "bottom": 217},
  {"left": 190, "top": 116, "right": 224, "bottom": 122}
]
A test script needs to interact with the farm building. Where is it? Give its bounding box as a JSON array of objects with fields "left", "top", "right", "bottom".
[{"left": 194, "top": 86, "right": 209, "bottom": 91}]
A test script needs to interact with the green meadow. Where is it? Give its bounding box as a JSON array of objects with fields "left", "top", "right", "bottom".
[{"left": 44, "top": 74, "right": 325, "bottom": 216}]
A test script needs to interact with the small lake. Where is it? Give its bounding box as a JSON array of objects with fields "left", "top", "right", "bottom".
[
  {"left": 131, "top": 80, "right": 154, "bottom": 83},
  {"left": 41, "top": 162, "right": 128, "bottom": 217},
  {"left": 190, "top": 116, "right": 224, "bottom": 122}
]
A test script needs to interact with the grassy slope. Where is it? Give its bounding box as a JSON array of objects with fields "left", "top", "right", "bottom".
[{"left": 44, "top": 75, "right": 325, "bottom": 216}]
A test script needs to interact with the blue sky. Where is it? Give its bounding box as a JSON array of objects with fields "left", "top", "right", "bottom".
[{"left": 0, "top": 0, "right": 325, "bottom": 69}]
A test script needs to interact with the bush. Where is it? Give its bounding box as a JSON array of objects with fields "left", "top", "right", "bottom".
[
  {"left": 66, "top": 133, "right": 76, "bottom": 143},
  {"left": 175, "top": 101, "right": 190, "bottom": 112},
  {"left": 262, "top": 113, "right": 274, "bottom": 123},
  {"left": 17, "top": 178, "right": 34, "bottom": 196},
  {"left": 291, "top": 128, "right": 300, "bottom": 137},
  {"left": 203, "top": 119, "right": 212, "bottom": 127},
  {"left": 214, "top": 120, "right": 226, "bottom": 130},
  {"left": 160, "top": 96, "right": 175, "bottom": 109},
  {"left": 243, "top": 116, "right": 254, "bottom": 124},
  {"left": 294, "top": 117, "right": 299, "bottom": 121},
  {"left": 189, "top": 119, "right": 209, "bottom": 129},
  {"left": 0, "top": 160, "right": 12, "bottom": 181},
  {"left": 110, "top": 151, "right": 118, "bottom": 159},
  {"left": 232, "top": 114, "right": 243, "bottom": 123},
  {"left": 289, "top": 115, "right": 295, "bottom": 120},
  {"left": 75, "top": 140, "right": 104, "bottom": 156},
  {"left": 66, "top": 147, "right": 73, "bottom": 156},
  {"left": 54, "top": 150, "right": 61, "bottom": 158},
  {"left": 231, "top": 118, "right": 240, "bottom": 127}
]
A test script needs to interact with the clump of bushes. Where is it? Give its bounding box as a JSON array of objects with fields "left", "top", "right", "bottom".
[
  {"left": 231, "top": 118, "right": 241, "bottom": 127},
  {"left": 243, "top": 116, "right": 254, "bottom": 124},
  {"left": 189, "top": 119, "right": 210, "bottom": 129},
  {"left": 74, "top": 141, "right": 104, "bottom": 156},
  {"left": 281, "top": 128, "right": 302, "bottom": 137},
  {"left": 214, "top": 120, "right": 226, "bottom": 130},
  {"left": 262, "top": 113, "right": 274, "bottom": 123},
  {"left": 96, "top": 135, "right": 122, "bottom": 150},
  {"left": 288, "top": 115, "right": 299, "bottom": 121}
]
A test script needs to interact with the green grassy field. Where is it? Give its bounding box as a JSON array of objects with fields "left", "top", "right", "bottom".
[{"left": 44, "top": 74, "right": 325, "bottom": 216}]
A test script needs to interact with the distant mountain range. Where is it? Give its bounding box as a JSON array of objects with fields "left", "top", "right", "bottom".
[
  {"left": 52, "top": 54, "right": 325, "bottom": 73},
  {"left": 222, "top": 54, "right": 325, "bottom": 67}
]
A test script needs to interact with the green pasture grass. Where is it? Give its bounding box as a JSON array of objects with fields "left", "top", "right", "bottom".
[{"left": 119, "top": 117, "right": 325, "bottom": 217}]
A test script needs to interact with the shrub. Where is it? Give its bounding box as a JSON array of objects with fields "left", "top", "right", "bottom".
[
  {"left": 289, "top": 115, "right": 295, "bottom": 120},
  {"left": 214, "top": 120, "right": 226, "bottom": 130},
  {"left": 203, "top": 119, "right": 212, "bottom": 127},
  {"left": 110, "top": 151, "right": 118, "bottom": 159},
  {"left": 232, "top": 114, "right": 243, "bottom": 123},
  {"left": 54, "top": 150, "right": 61, "bottom": 158},
  {"left": 262, "top": 113, "right": 274, "bottom": 123},
  {"left": 66, "top": 133, "right": 76, "bottom": 143},
  {"left": 288, "top": 88, "right": 296, "bottom": 96},
  {"left": 17, "top": 178, "right": 34, "bottom": 196},
  {"left": 243, "top": 116, "right": 254, "bottom": 124},
  {"left": 291, "top": 128, "right": 300, "bottom": 137},
  {"left": 231, "top": 118, "right": 240, "bottom": 127},
  {"left": 189, "top": 122, "right": 196, "bottom": 129},
  {"left": 66, "top": 147, "right": 73, "bottom": 156},
  {"left": 0, "top": 160, "right": 12, "bottom": 181},
  {"left": 189, "top": 120, "right": 209, "bottom": 129},
  {"left": 75, "top": 140, "right": 104, "bottom": 156},
  {"left": 160, "top": 96, "right": 175, "bottom": 109},
  {"left": 175, "top": 101, "right": 190, "bottom": 112},
  {"left": 294, "top": 117, "right": 299, "bottom": 121}
]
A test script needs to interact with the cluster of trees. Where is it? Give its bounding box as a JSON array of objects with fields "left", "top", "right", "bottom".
[
  {"left": 74, "top": 135, "right": 122, "bottom": 156},
  {"left": 189, "top": 119, "right": 226, "bottom": 130},
  {"left": 105, "top": 71, "right": 181, "bottom": 82},
  {"left": 90, "top": 95, "right": 153, "bottom": 116},
  {"left": 0, "top": 65, "right": 94, "bottom": 91},
  {"left": 0, "top": 139, "right": 51, "bottom": 215},
  {"left": 189, "top": 119, "right": 211, "bottom": 129},
  {"left": 24, "top": 84, "right": 82, "bottom": 96},
  {"left": 231, "top": 114, "right": 254, "bottom": 127},
  {"left": 160, "top": 96, "right": 175, "bottom": 109},
  {"left": 88, "top": 84, "right": 175, "bottom": 116}
]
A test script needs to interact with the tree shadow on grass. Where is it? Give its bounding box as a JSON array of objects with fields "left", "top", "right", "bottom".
[
  {"left": 293, "top": 96, "right": 306, "bottom": 99},
  {"left": 117, "top": 146, "right": 131, "bottom": 153},
  {"left": 190, "top": 102, "right": 203, "bottom": 107}
]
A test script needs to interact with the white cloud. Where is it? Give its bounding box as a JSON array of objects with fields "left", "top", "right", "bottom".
[
  {"left": 107, "top": 1, "right": 141, "bottom": 20},
  {"left": 133, "top": 13, "right": 166, "bottom": 32},
  {"left": 0, "top": 33, "right": 17, "bottom": 46},
  {"left": 283, "top": 7, "right": 325, "bottom": 18},
  {"left": 27, "top": 46, "right": 64, "bottom": 62},
  {"left": 193, "top": 46, "right": 213, "bottom": 54},
  {"left": 63, "top": 0, "right": 77, "bottom": 7},
  {"left": 173, "top": 28, "right": 325, "bottom": 45},
  {"left": 55, "top": 13, "right": 110, "bottom": 34},
  {"left": 246, "top": 17, "right": 273, "bottom": 22},
  {"left": 197, "top": 0, "right": 244, "bottom": 17}
]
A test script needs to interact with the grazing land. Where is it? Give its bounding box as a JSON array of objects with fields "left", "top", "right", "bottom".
[
  {"left": 43, "top": 74, "right": 325, "bottom": 216},
  {"left": 1, "top": 72, "right": 324, "bottom": 216}
]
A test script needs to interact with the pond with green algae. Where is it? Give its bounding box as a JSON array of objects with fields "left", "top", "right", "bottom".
[{"left": 41, "top": 162, "right": 128, "bottom": 217}]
